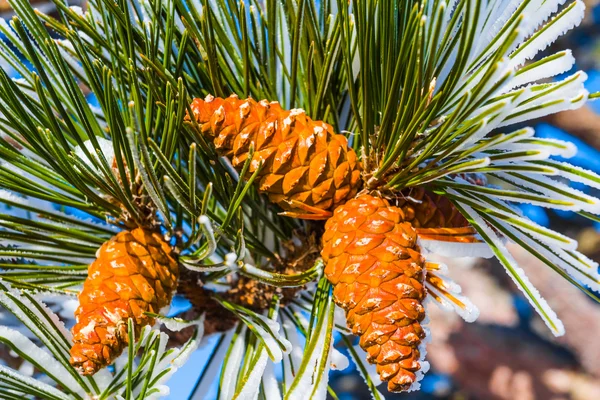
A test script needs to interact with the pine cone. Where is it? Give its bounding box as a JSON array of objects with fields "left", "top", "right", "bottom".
[
  {"left": 399, "top": 187, "right": 468, "bottom": 229},
  {"left": 188, "top": 95, "right": 362, "bottom": 219},
  {"left": 70, "top": 228, "right": 178, "bottom": 375},
  {"left": 322, "top": 194, "right": 427, "bottom": 392}
]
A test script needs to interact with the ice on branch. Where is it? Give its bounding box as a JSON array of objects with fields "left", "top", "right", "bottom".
[
  {"left": 424, "top": 262, "right": 481, "bottom": 323},
  {"left": 284, "top": 299, "right": 336, "bottom": 400},
  {"left": 453, "top": 201, "right": 566, "bottom": 337}
]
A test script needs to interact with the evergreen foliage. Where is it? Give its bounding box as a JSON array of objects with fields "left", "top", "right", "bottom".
[{"left": 0, "top": 0, "right": 597, "bottom": 398}]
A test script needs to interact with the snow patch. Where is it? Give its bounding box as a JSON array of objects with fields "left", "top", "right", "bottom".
[{"left": 73, "top": 137, "right": 116, "bottom": 172}]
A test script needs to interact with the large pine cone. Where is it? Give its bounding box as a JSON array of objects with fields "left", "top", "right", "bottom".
[
  {"left": 188, "top": 95, "right": 362, "bottom": 219},
  {"left": 70, "top": 228, "right": 178, "bottom": 375},
  {"left": 321, "top": 194, "right": 427, "bottom": 392}
]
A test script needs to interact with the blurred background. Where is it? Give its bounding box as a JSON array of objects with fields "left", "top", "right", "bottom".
[{"left": 1, "top": 1, "right": 600, "bottom": 399}]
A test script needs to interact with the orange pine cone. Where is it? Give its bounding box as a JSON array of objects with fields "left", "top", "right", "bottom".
[
  {"left": 399, "top": 187, "right": 468, "bottom": 229},
  {"left": 321, "top": 194, "right": 428, "bottom": 392},
  {"left": 188, "top": 95, "right": 362, "bottom": 219},
  {"left": 70, "top": 228, "right": 178, "bottom": 375}
]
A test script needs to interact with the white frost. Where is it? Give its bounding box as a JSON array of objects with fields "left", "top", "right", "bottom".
[
  {"left": 261, "top": 361, "right": 282, "bottom": 400},
  {"left": 234, "top": 348, "right": 269, "bottom": 400},
  {"left": 506, "top": 50, "right": 575, "bottom": 91},
  {"left": 157, "top": 314, "right": 205, "bottom": 333},
  {"left": 0, "top": 365, "right": 71, "bottom": 400},
  {"left": 330, "top": 347, "right": 350, "bottom": 371},
  {"left": 454, "top": 200, "right": 565, "bottom": 336},
  {"left": 418, "top": 237, "right": 494, "bottom": 259},
  {"left": 425, "top": 279, "right": 480, "bottom": 323},
  {"left": 244, "top": 311, "right": 292, "bottom": 363},
  {"left": 285, "top": 302, "right": 335, "bottom": 400},
  {"left": 509, "top": 1, "right": 585, "bottom": 68},
  {"left": 219, "top": 326, "right": 248, "bottom": 400},
  {"left": 0, "top": 326, "right": 83, "bottom": 395}
]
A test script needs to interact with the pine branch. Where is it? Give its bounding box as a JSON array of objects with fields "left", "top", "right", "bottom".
[{"left": 0, "top": 0, "right": 598, "bottom": 398}]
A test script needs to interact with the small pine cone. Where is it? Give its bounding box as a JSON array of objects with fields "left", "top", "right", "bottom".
[
  {"left": 178, "top": 270, "right": 238, "bottom": 335},
  {"left": 228, "top": 275, "right": 275, "bottom": 310},
  {"left": 188, "top": 95, "right": 362, "bottom": 219},
  {"left": 399, "top": 187, "right": 468, "bottom": 229},
  {"left": 70, "top": 228, "right": 178, "bottom": 375},
  {"left": 322, "top": 194, "right": 427, "bottom": 392}
]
